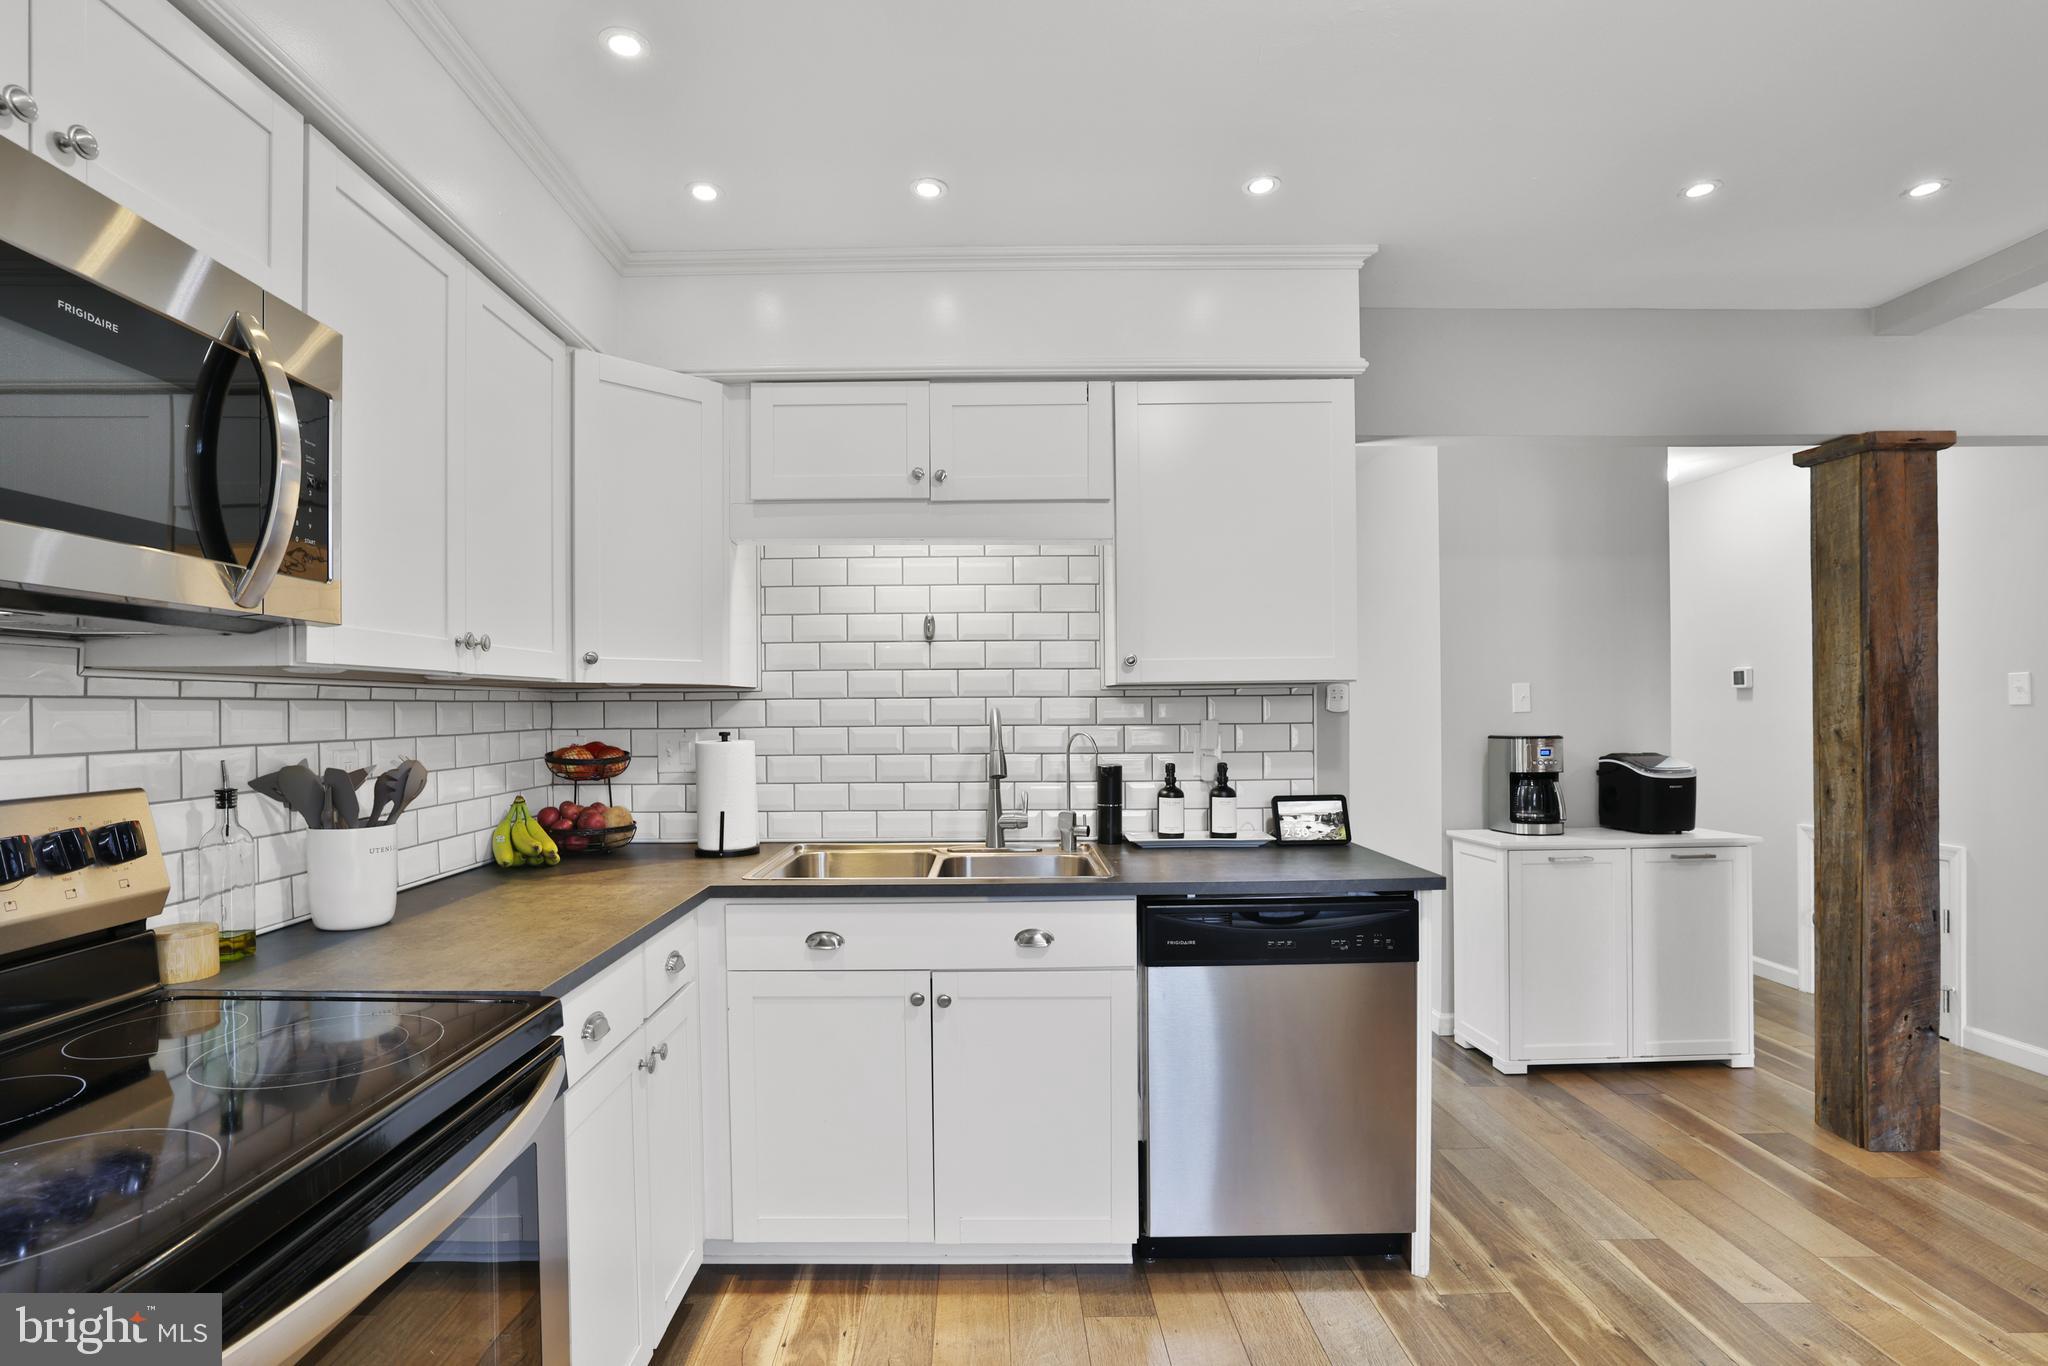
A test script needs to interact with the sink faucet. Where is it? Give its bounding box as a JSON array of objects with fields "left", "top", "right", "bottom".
[
  {"left": 1058, "top": 730, "right": 1100, "bottom": 852},
  {"left": 986, "top": 707, "right": 1030, "bottom": 849}
]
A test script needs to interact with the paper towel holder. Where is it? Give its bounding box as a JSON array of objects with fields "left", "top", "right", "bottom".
[{"left": 695, "top": 730, "right": 763, "bottom": 858}]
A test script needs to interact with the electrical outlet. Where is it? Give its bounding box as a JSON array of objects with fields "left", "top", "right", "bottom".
[
  {"left": 2010, "top": 671, "right": 2034, "bottom": 706},
  {"left": 1510, "top": 682, "right": 1531, "bottom": 714},
  {"left": 659, "top": 734, "right": 692, "bottom": 772},
  {"left": 1325, "top": 682, "right": 1350, "bottom": 713},
  {"left": 1197, "top": 719, "right": 1222, "bottom": 767}
]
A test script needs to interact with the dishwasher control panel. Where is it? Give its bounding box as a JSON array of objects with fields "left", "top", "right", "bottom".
[{"left": 1142, "top": 895, "right": 1418, "bottom": 966}]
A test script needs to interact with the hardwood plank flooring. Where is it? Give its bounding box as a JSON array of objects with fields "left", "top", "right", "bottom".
[{"left": 655, "top": 980, "right": 2048, "bottom": 1364}]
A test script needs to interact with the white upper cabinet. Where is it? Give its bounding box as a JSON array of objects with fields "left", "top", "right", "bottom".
[
  {"left": 29, "top": 0, "right": 304, "bottom": 300},
  {"left": 302, "top": 132, "right": 466, "bottom": 676},
  {"left": 751, "top": 382, "right": 930, "bottom": 500},
  {"left": 573, "top": 352, "right": 739, "bottom": 686},
  {"left": 461, "top": 272, "right": 570, "bottom": 680},
  {"left": 931, "top": 968, "right": 1137, "bottom": 1245},
  {"left": 928, "top": 382, "right": 1111, "bottom": 501},
  {"left": 0, "top": 1, "right": 29, "bottom": 150},
  {"left": 1107, "top": 379, "right": 1356, "bottom": 685}
]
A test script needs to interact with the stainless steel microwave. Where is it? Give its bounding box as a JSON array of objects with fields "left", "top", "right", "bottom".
[{"left": 0, "top": 137, "right": 340, "bottom": 635}]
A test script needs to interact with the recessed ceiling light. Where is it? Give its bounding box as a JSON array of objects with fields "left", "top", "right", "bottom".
[
  {"left": 1244, "top": 174, "right": 1281, "bottom": 197},
  {"left": 600, "top": 27, "right": 647, "bottom": 58},
  {"left": 688, "top": 182, "right": 720, "bottom": 203},
  {"left": 1681, "top": 180, "right": 1721, "bottom": 200},
  {"left": 912, "top": 178, "right": 948, "bottom": 200},
  {"left": 1905, "top": 179, "right": 1949, "bottom": 199}
]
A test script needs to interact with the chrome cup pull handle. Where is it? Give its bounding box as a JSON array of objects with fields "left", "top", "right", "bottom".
[
  {"left": 665, "top": 950, "right": 685, "bottom": 973},
  {"left": 805, "top": 930, "right": 844, "bottom": 950},
  {"left": 1014, "top": 928, "right": 1055, "bottom": 948},
  {"left": 580, "top": 1011, "right": 611, "bottom": 1043}
]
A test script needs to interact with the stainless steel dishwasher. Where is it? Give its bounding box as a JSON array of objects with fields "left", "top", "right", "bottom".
[{"left": 1141, "top": 893, "right": 1418, "bottom": 1254}]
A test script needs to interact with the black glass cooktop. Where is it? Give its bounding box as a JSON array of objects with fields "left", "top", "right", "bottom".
[{"left": 0, "top": 990, "right": 557, "bottom": 1294}]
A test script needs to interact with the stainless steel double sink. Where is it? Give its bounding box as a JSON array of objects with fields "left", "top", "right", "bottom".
[{"left": 743, "top": 842, "right": 1113, "bottom": 882}]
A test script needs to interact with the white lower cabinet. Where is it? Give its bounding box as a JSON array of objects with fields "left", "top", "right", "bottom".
[
  {"left": 931, "top": 969, "right": 1137, "bottom": 1245},
  {"left": 1450, "top": 831, "right": 1755, "bottom": 1074},
  {"left": 722, "top": 900, "right": 1139, "bottom": 1253},
  {"left": 562, "top": 932, "right": 704, "bottom": 1366},
  {"left": 726, "top": 969, "right": 934, "bottom": 1243}
]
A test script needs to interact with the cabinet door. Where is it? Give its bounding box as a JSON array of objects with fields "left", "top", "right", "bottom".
[
  {"left": 462, "top": 274, "right": 569, "bottom": 680},
  {"left": 1507, "top": 850, "right": 1629, "bottom": 1061},
  {"left": 929, "top": 382, "right": 1111, "bottom": 502},
  {"left": 572, "top": 352, "right": 730, "bottom": 685},
  {"left": 1110, "top": 380, "right": 1355, "bottom": 685},
  {"left": 301, "top": 133, "right": 465, "bottom": 674},
  {"left": 1630, "top": 847, "right": 1749, "bottom": 1057},
  {"left": 32, "top": 0, "right": 304, "bottom": 300},
  {"left": 727, "top": 970, "right": 933, "bottom": 1243},
  {"left": 749, "top": 382, "right": 929, "bottom": 500},
  {"left": 0, "top": 0, "right": 28, "bottom": 150},
  {"left": 932, "top": 969, "right": 1137, "bottom": 1245},
  {"left": 637, "top": 982, "right": 703, "bottom": 1346},
  {"left": 565, "top": 1031, "right": 648, "bottom": 1366}
]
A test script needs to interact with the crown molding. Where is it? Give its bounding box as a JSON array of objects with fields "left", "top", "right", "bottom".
[
  {"left": 388, "top": 0, "right": 632, "bottom": 271},
  {"left": 619, "top": 244, "right": 1379, "bottom": 278},
  {"left": 169, "top": 0, "right": 601, "bottom": 348}
]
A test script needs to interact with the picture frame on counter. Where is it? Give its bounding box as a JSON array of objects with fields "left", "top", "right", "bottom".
[{"left": 1273, "top": 794, "right": 1351, "bottom": 844}]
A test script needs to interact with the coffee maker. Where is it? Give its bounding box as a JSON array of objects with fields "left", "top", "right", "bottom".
[{"left": 1485, "top": 735, "right": 1566, "bottom": 836}]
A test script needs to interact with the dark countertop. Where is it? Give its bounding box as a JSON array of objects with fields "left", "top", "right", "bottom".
[{"left": 212, "top": 840, "right": 1443, "bottom": 998}]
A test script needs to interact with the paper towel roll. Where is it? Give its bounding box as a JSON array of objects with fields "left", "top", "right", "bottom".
[{"left": 695, "top": 732, "right": 760, "bottom": 855}]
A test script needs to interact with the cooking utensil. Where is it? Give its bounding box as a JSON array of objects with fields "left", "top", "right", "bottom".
[
  {"left": 365, "top": 767, "right": 400, "bottom": 826},
  {"left": 257, "top": 763, "right": 332, "bottom": 830},
  {"left": 387, "top": 759, "right": 428, "bottom": 824},
  {"left": 323, "top": 768, "right": 361, "bottom": 830}
]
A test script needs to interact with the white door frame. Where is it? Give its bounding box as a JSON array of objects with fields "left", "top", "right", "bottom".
[{"left": 1796, "top": 823, "right": 1965, "bottom": 1042}]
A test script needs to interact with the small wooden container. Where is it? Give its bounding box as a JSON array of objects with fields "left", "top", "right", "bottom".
[{"left": 156, "top": 921, "right": 221, "bottom": 984}]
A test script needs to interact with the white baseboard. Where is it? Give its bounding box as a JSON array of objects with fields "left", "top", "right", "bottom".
[
  {"left": 1962, "top": 1025, "right": 2048, "bottom": 1078},
  {"left": 1752, "top": 956, "right": 1803, "bottom": 990},
  {"left": 1431, "top": 1009, "right": 1454, "bottom": 1036}
]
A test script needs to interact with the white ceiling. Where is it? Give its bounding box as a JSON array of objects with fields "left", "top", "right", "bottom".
[
  {"left": 1667, "top": 447, "right": 1800, "bottom": 487},
  {"left": 427, "top": 0, "right": 2048, "bottom": 309}
]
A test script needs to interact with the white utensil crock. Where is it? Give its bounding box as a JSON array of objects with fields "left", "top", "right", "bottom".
[{"left": 304, "top": 826, "right": 398, "bottom": 931}]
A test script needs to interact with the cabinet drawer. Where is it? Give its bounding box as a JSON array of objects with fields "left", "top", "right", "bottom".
[
  {"left": 643, "top": 913, "right": 701, "bottom": 1008},
  {"left": 559, "top": 949, "right": 646, "bottom": 1087},
  {"left": 726, "top": 900, "right": 1136, "bottom": 972}
]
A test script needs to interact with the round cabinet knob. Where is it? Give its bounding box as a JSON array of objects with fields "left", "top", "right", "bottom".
[
  {"left": 457, "top": 632, "right": 478, "bottom": 649},
  {"left": 1014, "top": 928, "right": 1055, "bottom": 948},
  {"left": 909, "top": 991, "right": 926, "bottom": 1007},
  {"left": 582, "top": 650, "right": 599, "bottom": 665},
  {"left": 638, "top": 1049, "right": 658, "bottom": 1073},
  {"left": 1, "top": 84, "right": 38, "bottom": 122},
  {"left": 665, "top": 950, "right": 685, "bottom": 974},
  {"left": 654, "top": 1041, "right": 670, "bottom": 1061},
  {"left": 477, "top": 634, "right": 492, "bottom": 652},
  {"left": 579, "top": 1011, "right": 611, "bottom": 1043},
  {"left": 935, "top": 994, "right": 953, "bottom": 1009},
  {"left": 805, "top": 930, "right": 845, "bottom": 950},
  {"left": 1122, "top": 655, "right": 1137, "bottom": 670},
  {"left": 910, "top": 466, "right": 926, "bottom": 482},
  {"left": 53, "top": 123, "right": 98, "bottom": 159},
  {"left": 933, "top": 468, "right": 948, "bottom": 483}
]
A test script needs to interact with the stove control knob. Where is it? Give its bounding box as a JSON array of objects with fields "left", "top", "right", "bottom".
[
  {"left": 90, "top": 821, "right": 147, "bottom": 865},
  {"left": 33, "top": 827, "right": 91, "bottom": 875},
  {"left": 0, "top": 835, "right": 32, "bottom": 883}
]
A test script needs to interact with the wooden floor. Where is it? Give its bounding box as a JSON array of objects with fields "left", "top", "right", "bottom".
[{"left": 655, "top": 980, "right": 2048, "bottom": 1364}]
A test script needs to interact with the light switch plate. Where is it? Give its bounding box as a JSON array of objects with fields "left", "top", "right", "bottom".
[
  {"left": 2010, "top": 671, "right": 2034, "bottom": 706},
  {"left": 659, "top": 735, "right": 692, "bottom": 772},
  {"left": 1510, "top": 682, "right": 1531, "bottom": 713}
]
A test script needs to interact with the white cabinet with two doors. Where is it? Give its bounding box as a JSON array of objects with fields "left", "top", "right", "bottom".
[
  {"left": 1447, "top": 829, "right": 1758, "bottom": 1075},
  {"left": 0, "top": 0, "right": 304, "bottom": 299},
  {"left": 721, "top": 900, "right": 1139, "bottom": 1252},
  {"left": 559, "top": 916, "right": 704, "bottom": 1366}
]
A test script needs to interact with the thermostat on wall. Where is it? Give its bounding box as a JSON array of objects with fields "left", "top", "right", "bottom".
[{"left": 1732, "top": 667, "right": 1755, "bottom": 689}]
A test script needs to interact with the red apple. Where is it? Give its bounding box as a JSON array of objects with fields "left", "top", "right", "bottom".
[
  {"left": 558, "top": 802, "right": 583, "bottom": 821},
  {"left": 575, "top": 809, "right": 609, "bottom": 832},
  {"left": 584, "top": 801, "right": 607, "bottom": 815},
  {"left": 536, "top": 806, "right": 561, "bottom": 826}
]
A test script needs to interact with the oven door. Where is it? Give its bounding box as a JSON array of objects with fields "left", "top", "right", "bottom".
[{"left": 221, "top": 1044, "right": 568, "bottom": 1366}]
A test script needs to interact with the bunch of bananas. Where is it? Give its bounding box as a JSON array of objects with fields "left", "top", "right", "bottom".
[{"left": 492, "top": 796, "right": 560, "bottom": 868}]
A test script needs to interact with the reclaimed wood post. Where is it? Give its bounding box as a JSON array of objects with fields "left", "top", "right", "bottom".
[{"left": 1796, "top": 430, "right": 1950, "bottom": 1152}]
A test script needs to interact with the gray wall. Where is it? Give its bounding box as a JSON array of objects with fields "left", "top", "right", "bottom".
[
  {"left": 1669, "top": 456, "right": 1814, "bottom": 976},
  {"left": 1668, "top": 446, "right": 2048, "bottom": 1068},
  {"left": 1437, "top": 441, "right": 1673, "bottom": 833}
]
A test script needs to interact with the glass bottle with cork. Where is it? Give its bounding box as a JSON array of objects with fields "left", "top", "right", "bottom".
[{"left": 196, "top": 762, "right": 257, "bottom": 961}]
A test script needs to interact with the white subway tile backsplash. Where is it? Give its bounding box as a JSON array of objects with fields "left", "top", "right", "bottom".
[
  {"left": 0, "top": 698, "right": 28, "bottom": 757},
  {"left": 0, "top": 643, "right": 86, "bottom": 695},
  {"left": 32, "top": 698, "right": 135, "bottom": 754}
]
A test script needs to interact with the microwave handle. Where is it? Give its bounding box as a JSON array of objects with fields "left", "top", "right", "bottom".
[
  {"left": 221, "top": 1053, "right": 565, "bottom": 1365},
  {"left": 227, "top": 310, "right": 305, "bottom": 608}
]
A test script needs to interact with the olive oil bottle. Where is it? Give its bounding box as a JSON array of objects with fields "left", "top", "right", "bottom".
[{"left": 197, "top": 764, "right": 257, "bottom": 962}]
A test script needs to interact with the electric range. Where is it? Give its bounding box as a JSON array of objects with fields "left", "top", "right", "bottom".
[{"left": 0, "top": 788, "right": 568, "bottom": 1363}]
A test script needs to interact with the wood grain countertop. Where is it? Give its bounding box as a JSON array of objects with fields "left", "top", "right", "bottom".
[{"left": 209, "top": 840, "right": 1443, "bottom": 998}]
